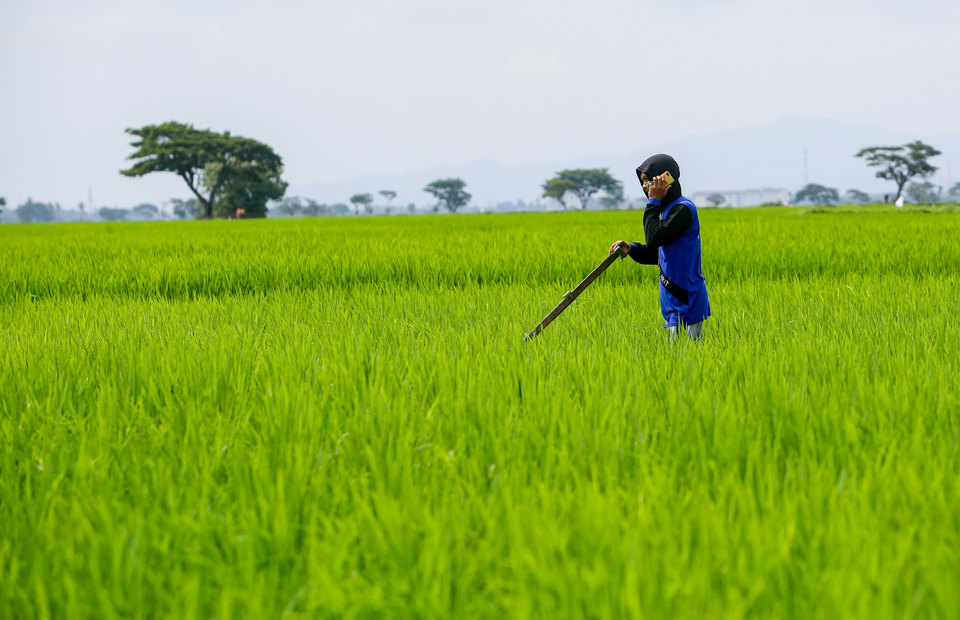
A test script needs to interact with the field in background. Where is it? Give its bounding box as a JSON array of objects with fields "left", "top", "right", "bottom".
[{"left": 2, "top": 209, "right": 959, "bottom": 618}]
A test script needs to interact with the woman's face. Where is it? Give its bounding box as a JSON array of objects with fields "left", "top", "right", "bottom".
[{"left": 639, "top": 172, "right": 651, "bottom": 195}]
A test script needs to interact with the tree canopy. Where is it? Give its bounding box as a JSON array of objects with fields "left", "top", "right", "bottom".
[
  {"left": 795, "top": 184, "right": 839, "bottom": 205},
  {"left": 845, "top": 189, "right": 870, "bottom": 204},
  {"left": 16, "top": 199, "right": 58, "bottom": 223},
  {"left": 350, "top": 193, "right": 374, "bottom": 215},
  {"left": 424, "top": 179, "right": 471, "bottom": 213},
  {"left": 121, "top": 121, "right": 287, "bottom": 218},
  {"left": 541, "top": 178, "right": 577, "bottom": 210},
  {"left": 274, "top": 197, "right": 304, "bottom": 217},
  {"left": 855, "top": 141, "right": 940, "bottom": 202},
  {"left": 379, "top": 190, "right": 397, "bottom": 204},
  {"left": 906, "top": 182, "right": 941, "bottom": 204},
  {"left": 169, "top": 198, "right": 200, "bottom": 220},
  {"left": 132, "top": 203, "right": 160, "bottom": 219},
  {"left": 598, "top": 189, "right": 624, "bottom": 210},
  {"left": 302, "top": 199, "right": 328, "bottom": 217},
  {"left": 379, "top": 191, "right": 397, "bottom": 215},
  {"left": 0, "top": 196, "right": 5, "bottom": 214},
  {"left": 98, "top": 207, "right": 129, "bottom": 222},
  {"left": 272, "top": 197, "right": 328, "bottom": 217},
  {"left": 542, "top": 169, "right": 622, "bottom": 210}
]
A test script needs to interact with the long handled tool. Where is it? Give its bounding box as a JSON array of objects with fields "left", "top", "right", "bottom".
[{"left": 524, "top": 246, "right": 627, "bottom": 342}]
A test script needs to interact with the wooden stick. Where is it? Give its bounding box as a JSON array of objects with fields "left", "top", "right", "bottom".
[{"left": 524, "top": 246, "right": 626, "bottom": 342}]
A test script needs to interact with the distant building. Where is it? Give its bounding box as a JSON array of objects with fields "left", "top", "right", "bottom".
[{"left": 691, "top": 188, "right": 792, "bottom": 208}]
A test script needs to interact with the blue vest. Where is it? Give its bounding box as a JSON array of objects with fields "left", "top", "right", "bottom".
[{"left": 658, "top": 197, "right": 710, "bottom": 327}]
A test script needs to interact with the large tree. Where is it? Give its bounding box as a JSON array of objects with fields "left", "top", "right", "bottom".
[
  {"left": 598, "top": 191, "right": 624, "bottom": 210},
  {"left": 350, "top": 193, "right": 374, "bottom": 216},
  {"left": 845, "top": 189, "right": 870, "bottom": 204},
  {"left": 949, "top": 182, "right": 960, "bottom": 203},
  {"left": 131, "top": 203, "right": 160, "bottom": 219},
  {"left": 273, "top": 196, "right": 326, "bottom": 217},
  {"left": 543, "top": 169, "right": 622, "bottom": 210},
  {"left": 302, "top": 199, "right": 328, "bottom": 216},
  {"left": 541, "top": 178, "right": 577, "bottom": 210},
  {"left": 379, "top": 190, "right": 397, "bottom": 207},
  {"left": 424, "top": 179, "right": 471, "bottom": 213},
  {"left": 98, "top": 207, "right": 129, "bottom": 222},
  {"left": 0, "top": 196, "right": 5, "bottom": 214},
  {"left": 274, "top": 196, "right": 304, "bottom": 217},
  {"left": 204, "top": 160, "right": 286, "bottom": 219},
  {"left": 170, "top": 198, "right": 200, "bottom": 220},
  {"left": 379, "top": 191, "right": 397, "bottom": 216},
  {"left": 906, "top": 181, "right": 941, "bottom": 204},
  {"left": 795, "top": 183, "right": 839, "bottom": 205},
  {"left": 16, "top": 199, "right": 58, "bottom": 223},
  {"left": 121, "top": 121, "right": 287, "bottom": 218},
  {"left": 855, "top": 141, "right": 940, "bottom": 203}
]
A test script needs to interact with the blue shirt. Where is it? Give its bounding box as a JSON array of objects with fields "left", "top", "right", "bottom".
[{"left": 631, "top": 196, "right": 711, "bottom": 327}]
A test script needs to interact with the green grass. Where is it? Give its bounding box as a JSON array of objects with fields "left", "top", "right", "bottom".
[{"left": 2, "top": 209, "right": 959, "bottom": 618}]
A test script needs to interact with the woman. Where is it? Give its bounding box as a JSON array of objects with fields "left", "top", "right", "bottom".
[{"left": 610, "top": 154, "right": 711, "bottom": 340}]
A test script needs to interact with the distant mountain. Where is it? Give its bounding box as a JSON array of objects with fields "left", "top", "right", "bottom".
[{"left": 290, "top": 117, "right": 960, "bottom": 207}]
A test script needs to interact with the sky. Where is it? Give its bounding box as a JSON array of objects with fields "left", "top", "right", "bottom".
[{"left": 2, "top": 0, "right": 959, "bottom": 210}]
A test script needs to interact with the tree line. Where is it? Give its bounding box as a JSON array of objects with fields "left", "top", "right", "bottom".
[
  {"left": 2, "top": 130, "right": 957, "bottom": 224},
  {"left": 790, "top": 141, "right": 956, "bottom": 206},
  {"left": 115, "top": 123, "right": 650, "bottom": 216}
]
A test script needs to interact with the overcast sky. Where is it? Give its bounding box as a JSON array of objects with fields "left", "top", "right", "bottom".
[{"left": 1, "top": 0, "right": 958, "bottom": 209}]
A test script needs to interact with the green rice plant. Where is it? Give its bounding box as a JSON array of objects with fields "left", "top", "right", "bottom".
[{"left": 1, "top": 209, "right": 959, "bottom": 618}]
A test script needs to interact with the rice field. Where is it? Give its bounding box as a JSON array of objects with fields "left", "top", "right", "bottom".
[{"left": 2, "top": 208, "right": 959, "bottom": 618}]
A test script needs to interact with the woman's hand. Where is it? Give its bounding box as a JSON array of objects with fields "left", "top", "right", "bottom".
[
  {"left": 646, "top": 173, "right": 670, "bottom": 201},
  {"left": 609, "top": 240, "right": 630, "bottom": 257}
]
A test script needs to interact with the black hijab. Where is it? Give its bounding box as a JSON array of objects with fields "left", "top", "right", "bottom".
[{"left": 636, "top": 154, "right": 682, "bottom": 205}]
